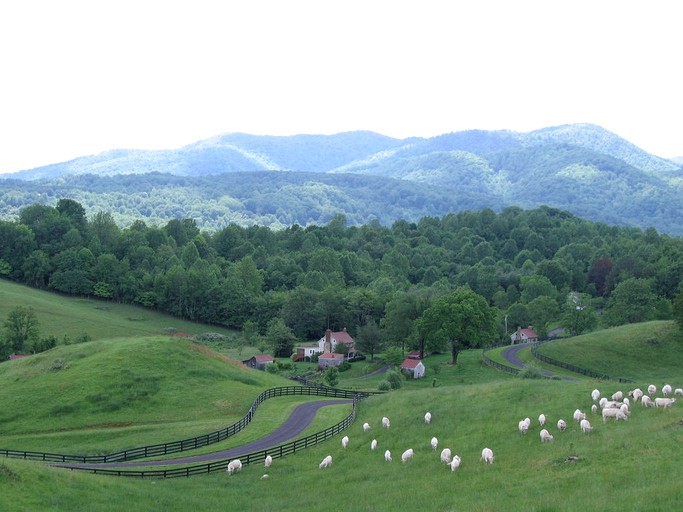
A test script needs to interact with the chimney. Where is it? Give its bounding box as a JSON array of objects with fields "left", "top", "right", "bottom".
[{"left": 325, "top": 329, "right": 332, "bottom": 353}]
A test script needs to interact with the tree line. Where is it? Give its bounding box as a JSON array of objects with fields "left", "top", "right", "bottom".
[{"left": 2, "top": 199, "right": 682, "bottom": 359}]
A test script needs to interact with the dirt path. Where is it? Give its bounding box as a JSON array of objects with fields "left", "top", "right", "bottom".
[{"left": 58, "top": 399, "right": 353, "bottom": 470}]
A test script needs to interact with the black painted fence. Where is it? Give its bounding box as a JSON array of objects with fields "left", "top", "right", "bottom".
[
  {"left": 1, "top": 385, "right": 370, "bottom": 465},
  {"left": 481, "top": 349, "right": 521, "bottom": 376},
  {"left": 531, "top": 340, "right": 634, "bottom": 383},
  {"left": 56, "top": 391, "right": 365, "bottom": 478}
]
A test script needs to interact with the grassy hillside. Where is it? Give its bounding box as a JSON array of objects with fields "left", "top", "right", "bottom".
[
  {"left": 1, "top": 377, "right": 681, "bottom": 511},
  {"left": 534, "top": 321, "right": 683, "bottom": 381},
  {"left": 0, "top": 278, "right": 240, "bottom": 342},
  {"left": 0, "top": 337, "right": 289, "bottom": 453}
]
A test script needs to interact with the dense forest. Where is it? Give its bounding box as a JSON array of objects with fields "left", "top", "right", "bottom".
[{"left": 2, "top": 199, "right": 683, "bottom": 359}]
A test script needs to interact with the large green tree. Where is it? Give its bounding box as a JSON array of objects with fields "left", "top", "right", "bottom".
[
  {"left": 418, "top": 287, "right": 496, "bottom": 365},
  {"left": 2, "top": 306, "right": 40, "bottom": 354}
]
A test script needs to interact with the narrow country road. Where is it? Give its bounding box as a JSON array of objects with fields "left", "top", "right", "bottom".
[
  {"left": 57, "top": 399, "right": 353, "bottom": 470},
  {"left": 502, "top": 343, "right": 578, "bottom": 381}
]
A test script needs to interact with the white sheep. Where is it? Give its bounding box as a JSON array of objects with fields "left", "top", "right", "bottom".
[
  {"left": 480, "top": 448, "right": 494, "bottom": 464},
  {"left": 655, "top": 397, "right": 676, "bottom": 408},
  {"left": 382, "top": 416, "right": 390, "bottom": 429},
  {"left": 440, "top": 448, "right": 452, "bottom": 464},
  {"left": 260, "top": 474, "right": 269, "bottom": 480},
  {"left": 662, "top": 384, "right": 672, "bottom": 396},
  {"left": 591, "top": 389, "right": 601, "bottom": 401},
  {"left": 675, "top": 388, "right": 683, "bottom": 396},
  {"left": 431, "top": 437, "right": 438, "bottom": 451},
  {"left": 450, "top": 455, "right": 461, "bottom": 472},
  {"left": 227, "top": 459, "right": 242, "bottom": 474},
  {"left": 371, "top": 439, "right": 378, "bottom": 451},
  {"left": 524, "top": 417, "right": 532, "bottom": 427},
  {"left": 264, "top": 455, "right": 272, "bottom": 468},
  {"left": 518, "top": 419, "right": 529, "bottom": 434},
  {"left": 599, "top": 397, "right": 608, "bottom": 408},
  {"left": 341, "top": 435, "right": 349, "bottom": 449},
  {"left": 538, "top": 413, "right": 546, "bottom": 426},
  {"left": 580, "top": 419, "right": 592, "bottom": 433},
  {"left": 384, "top": 450, "right": 392, "bottom": 462},
  {"left": 591, "top": 404, "right": 598, "bottom": 414},
  {"left": 641, "top": 395, "right": 655, "bottom": 407},
  {"left": 647, "top": 384, "right": 657, "bottom": 395},
  {"left": 611, "top": 391, "right": 624, "bottom": 401},
  {"left": 401, "top": 448, "right": 414, "bottom": 463},
  {"left": 619, "top": 403, "right": 630, "bottom": 416},
  {"left": 602, "top": 407, "right": 628, "bottom": 422},
  {"left": 363, "top": 422, "right": 371, "bottom": 432},
  {"left": 623, "top": 397, "right": 630, "bottom": 407},
  {"left": 319, "top": 455, "right": 333, "bottom": 469},
  {"left": 424, "top": 412, "right": 432, "bottom": 424},
  {"left": 602, "top": 400, "right": 622, "bottom": 409},
  {"left": 630, "top": 388, "right": 643, "bottom": 402},
  {"left": 540, "top": 428, "right": 554, "bottom": 442},
  {"left": 557, "top": 419, "right": 567, "bottom": 431},
  {"left": 573, "top": 409, "right": 586, "bottom": 422}
]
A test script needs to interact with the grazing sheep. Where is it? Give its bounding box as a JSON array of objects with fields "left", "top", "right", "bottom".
[
  {"left": 524, "top": 417, "right": 532, "bottom": 427},
  {"left": 363, "top": 422, "right": 371, "bottom": 432},
  {"left": 450, "top": 455, "right": 461, "bottom": 472},
  {"left": 518, "top": 419, "right": 529, "bottom": 434},
  {"left": 591, "top": 389, "right": 601, "bottom": 401},
  {"left": 431, "top": 437, "right": 438, "bottom": 450},
  {"left": 591, "top": 404, "right": 598, "bottom": 414},
  {"left": 580, "top": 419, "right": 592, "bottom": 433},
  {"left": 619, "top": 403, "right": 630, "bottom": 416},
  {"left": 623, "top": 397, "right": 630, "bottom": 407},
  {"left": 599, "top": 397, "right": 608, "bottom": 408},
  {"left": 384, "top": 450, "right": 392, "bottom": 462},
  {"left": 675, "top": 388, "right": 683, "bottom": 396},
  {"left": 481, "top": 448, "right": 494, "bottom": 464},
  {"left": 538, "top": 413, "right": 546, "bottom": 426},
  {"left": 557, "top": 419, "right": 567, "bottom": 431},
  {"left": 371, "top": 439, "right": 378, "bottom": 451},
  {"left": 424, "top": 412, "right": 432, "bottom": 424},
  {"left": 260, "top": 474, "right": 269, "bottom": 480},
  {"left": 319, "top": 455, "right": 333, "bottom": 469},
  {"left": 662, "top": 384, "right": 672, "bottom": 396},
  {"left": 573, "top": 409, "right": 586, "bottom": 422},
  {"left": 401, "top": 448, "right": 414, "bottom": 463},
  {"left": 264, "top": 455, "right": 272, "bottom": 468},
  {"left": 341, "top": 436, "right": 349, "bottom": 449},
  {"left": 648, "top": 384, "right": 657, "bottom": 395},
  {"left": 227, "top": 459, "right": 243, "bottom": 475},
  {"left": 540, "top": 429, "right": 554, "bottom": 442},
  {"left": 602, "top": 400, "right": 623, "bottom": 409},
  {"left": 630, "top": 388, "right": 643, "bottom": 402},
  {"left": 641, "top": 395, "right": 655, "bottom": 407},
  {"left": 611, "top": 391, "right": 624, "bottom": 401},
  {"left": 655, "top": 397, "right": 676, "bottom": 408},
  {"left": 440, "top": 448, "right": 452, "bottom": 464},
  {"left": 382, "top": 417, "right": 390, "bottom": 429},
  {"left": 602, "top": 407, "right": 628, "bottom": 422}
]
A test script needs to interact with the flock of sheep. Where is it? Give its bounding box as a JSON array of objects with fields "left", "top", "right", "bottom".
[{"left": 226, "top": 382, "right": 679, "bottom": 478}]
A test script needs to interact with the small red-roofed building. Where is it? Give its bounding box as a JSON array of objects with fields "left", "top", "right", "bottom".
[
  {"left": 401, "top": 358, "right": 426, "bottom": 379},
  {"left": 242, "top": 354, "right": 275, "bottom": 370}
]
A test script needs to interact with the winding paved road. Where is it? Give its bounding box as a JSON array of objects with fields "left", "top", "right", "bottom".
[
  {"left": 502, "top": 343, "right": 578, "bottom": 381},
  {"left": 57, "top": 399, "right": 353, "bottom": 470}
]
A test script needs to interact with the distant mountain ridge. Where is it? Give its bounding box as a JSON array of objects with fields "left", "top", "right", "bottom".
[{"left": 1, "top": 124, "right": 682, "bottom": 235}]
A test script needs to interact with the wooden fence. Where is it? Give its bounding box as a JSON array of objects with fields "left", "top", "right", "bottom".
[{"left": 1, "top": 385, "right": 370, "bottom": 465}]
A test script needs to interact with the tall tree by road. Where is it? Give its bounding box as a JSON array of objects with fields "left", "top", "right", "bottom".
[{"left": 418, "top": 287, "right": 496, "bottom": 365}]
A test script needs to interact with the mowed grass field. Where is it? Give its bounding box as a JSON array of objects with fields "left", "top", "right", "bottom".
[{"left": 0, "top": 283, "right": 682, "bottom": 511}]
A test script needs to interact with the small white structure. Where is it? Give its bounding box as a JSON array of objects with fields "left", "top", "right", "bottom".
[{"left": 401, "top": 358, "right": 426, "bottom": 379}]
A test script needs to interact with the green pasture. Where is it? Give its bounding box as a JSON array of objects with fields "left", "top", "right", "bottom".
[
  {"left": 534, "top": 321, "right": 683, "bottom": 382},
  {"left": 0, "top": 278, "right": 241, "bottom": 342}
]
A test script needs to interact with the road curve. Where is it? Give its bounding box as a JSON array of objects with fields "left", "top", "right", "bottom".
[
  {"left": 58, "top": 399, "right": 353, "bottom": 470},
  {"left": 502, "top": 343, "right": 578, "bottom": 381}
]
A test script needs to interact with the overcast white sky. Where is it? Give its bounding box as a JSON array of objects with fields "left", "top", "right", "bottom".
[{"left": 0, "top": 0, "right": 680, "bottom": 174}]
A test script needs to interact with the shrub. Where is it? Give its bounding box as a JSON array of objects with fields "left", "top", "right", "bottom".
[
  {"left": 386, "top": 370, "right": 403, "bottom": 389},
  {"left": 377, "top": 380, "right": 391, "bottom": 392},
  {"left": 338, "top": 361, "right": 351, "bottom": 372},
  {"left": 518, "top": 366, "right": 544, "bottom": 379}
]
